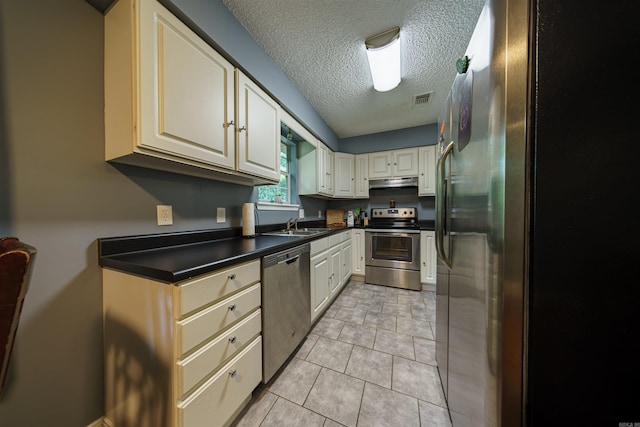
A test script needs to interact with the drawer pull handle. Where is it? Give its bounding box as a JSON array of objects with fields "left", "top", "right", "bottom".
[
  {"left": 229, "top": 369, "right": 237, "bottom": 378},
  {"left": 228, "top": 304, "right": 236, "bottom": 311},
  {"left": 228, "top": 273, "right": 236, "bottom": 280},
  {"left": 229, "top": 336, "right": 237, "bottom": 344}
]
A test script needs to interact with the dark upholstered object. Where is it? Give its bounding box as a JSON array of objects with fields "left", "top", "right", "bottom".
[{"left": 0, "top": 237, "right": 37, "bottom": 398}]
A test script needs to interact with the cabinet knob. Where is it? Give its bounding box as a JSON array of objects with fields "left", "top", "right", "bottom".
[
  {"left": 226, "top": 120, "right": 235, "bottom": 127},
  {"left": 229, "top": 336, "right": 237, "bottom": 344},
  {"left": 229, "top": 369, "right": 237, "bottom": 378},
  {"left": 238, "top": 125, "right": 246, "bottom": 132},
  {"left": 228, "top": 273, "right": 236, "bottom": 280},
  {"left": 228, "top": 304, "right": 236, "bottom": 311}
]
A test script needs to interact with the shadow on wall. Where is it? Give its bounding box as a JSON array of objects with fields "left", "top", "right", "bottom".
[
  {"left": 104, "top": 313, "right": 170, "bottom": 427},
  {"left": 110, "top": 163, "right": 255, "bottom": 228}
]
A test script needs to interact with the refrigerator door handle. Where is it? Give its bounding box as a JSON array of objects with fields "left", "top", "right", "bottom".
[{"left": 436, "top": 141, "right": 454, "bottom": 268}]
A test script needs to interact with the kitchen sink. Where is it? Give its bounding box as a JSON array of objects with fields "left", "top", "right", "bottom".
[{"left": 261, "top": 228, "right": 328, "bottom": 237}]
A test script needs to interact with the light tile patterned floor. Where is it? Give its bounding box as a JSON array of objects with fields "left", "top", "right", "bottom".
[{"left": 231, "top": 279, "right": 451, "bottom": 427}]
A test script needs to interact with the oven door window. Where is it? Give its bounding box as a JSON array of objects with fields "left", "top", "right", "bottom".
[{"left": 371, "top": 235, "right": 413, "bottom": 262}]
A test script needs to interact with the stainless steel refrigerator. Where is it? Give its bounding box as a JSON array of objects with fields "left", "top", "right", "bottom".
[{"left": 434, "top": 0, "right": 638, "bottom": 425}]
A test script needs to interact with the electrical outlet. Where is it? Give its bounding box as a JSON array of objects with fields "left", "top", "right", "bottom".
[
  {"left": 318, "top": 210, "right": 322, "bottom": 218},
  {"left": 217, "top": 207, "right": 226, "bottom": 223},
  {"left": 157, "top": 205, "right": 173, "bottom": 226},
  {"left": 299, "top": 209, "right": 305, "bottom": 219}
]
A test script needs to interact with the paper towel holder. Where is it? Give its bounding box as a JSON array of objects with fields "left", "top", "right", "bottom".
[{"left": 242, "top": 203, "right": 256, "bottom": 238}]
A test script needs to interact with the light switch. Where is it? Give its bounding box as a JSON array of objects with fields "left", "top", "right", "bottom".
[
  {"left": 217, "top": 207, "right": 226, "bottom": 223},
  {"left": 299, "top": 209, "right": 305, "bottom": 219}
]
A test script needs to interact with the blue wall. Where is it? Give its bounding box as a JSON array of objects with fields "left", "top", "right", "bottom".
[
  {"left": 339, "top": 124, "right": 438, "bottom": 154},
  {"left": 162, "top": 0, "right": 439, "bottom": 155},
  {"left": 162, "top": 0, "right": 340, "bottom": 151}
]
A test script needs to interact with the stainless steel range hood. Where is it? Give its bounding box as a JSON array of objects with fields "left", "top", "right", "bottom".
[{"left": 368, "top": 176, "right": 418, "bottom": 189}]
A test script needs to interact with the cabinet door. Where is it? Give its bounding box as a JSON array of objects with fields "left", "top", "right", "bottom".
[
  {"left": 420, "top": 231, "right": 436, "bottom": 285},
  {"left": 368, "top": 151, "right": 393, "bottom": 179},
  {"left": 354, "top": 154, "right": 369, "bottom": 198},
  {"left": 136, "top": 0, "right": 235, "bottom": 168},
  {"left": 341, "top": 241, "right": 352, "bottom": 284},
  {"left": 329, "top": 246, "right": 342, "bottom": 297},
  {"left": 351, "top": 229, "right": 365, "bottom": 276},
  {"left": 334, "top": 153, "right": 355, "bottom": 198},
  {"left": 316, "top": 143, "right": 330, "bottom": 196},
  {"left": 310, "top": 252, "right": 330, "bottom": 322},
  {"left": 392, "top": 148, "right": 419, "bottom": 177},
  {"left": 235, "top": 70, "right": 280, "bottom": 182},
  {"left": 326, "top": 149, "right": 335, "bottom": 195},
  {"left": 418, "top": 145, "right": 436, "bottom": 196}
]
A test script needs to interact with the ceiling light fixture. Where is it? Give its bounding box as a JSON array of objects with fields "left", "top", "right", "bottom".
[{"left": 365, "top": 26, "right": 401, "bottom": 92}]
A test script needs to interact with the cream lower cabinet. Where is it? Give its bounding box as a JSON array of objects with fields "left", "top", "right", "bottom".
[
  {"left": 102, "top": 259, "right": 262, "bottom": 427},
  {"left": 310, "top": 231, "right": 351, "bottom": 322},
  {"left": 418, "top": 145, "right": 436, "bottom": 196},
  {"left": 341, "top": 238, "right": 353, "bottom": 285},
  {"left": 310, "top": 240, "right": 330, "bottom": 322},
  {"left": 351, "top": 229, "right": 365, "bottom": 277},
  {"left": 420, "top": 230, "right": 437, "bottom": 285},
  {"left": 105, "top": 0, "right": 279, "bottom": 186}
]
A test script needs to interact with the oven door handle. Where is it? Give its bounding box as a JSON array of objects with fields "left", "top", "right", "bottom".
[{"left": 435, "top": 141, "right": 454, "bottom": 269}]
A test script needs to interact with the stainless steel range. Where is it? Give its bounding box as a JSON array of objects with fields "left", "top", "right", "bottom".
[{"left": 365, "top": 207, "right": 421, "bottom": 291}]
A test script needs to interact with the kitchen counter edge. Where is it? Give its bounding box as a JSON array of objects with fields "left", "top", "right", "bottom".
[{"left": 98, "top": 225, "right": 350, "bottom": 284}]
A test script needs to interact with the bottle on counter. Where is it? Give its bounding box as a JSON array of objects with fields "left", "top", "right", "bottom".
[{"left": 363, "top": 213, "right": 368, "bottom": 227}]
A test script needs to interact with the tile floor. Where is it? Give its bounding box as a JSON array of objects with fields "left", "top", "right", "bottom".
[{"left": 231, "top": 279, "right": 452, "bottom": 427}]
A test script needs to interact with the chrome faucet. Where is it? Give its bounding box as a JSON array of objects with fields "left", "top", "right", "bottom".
[{"left": 286, "top": 217, "right": 299, "bottom": 231}]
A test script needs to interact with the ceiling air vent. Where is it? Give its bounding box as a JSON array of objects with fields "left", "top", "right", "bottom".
[{"left": 413, "top": 91, "right": 434, "bottom": 107}]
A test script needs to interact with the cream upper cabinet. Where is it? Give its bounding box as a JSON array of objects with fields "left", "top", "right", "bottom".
[
  {"left": 368, "top": 148, "right": 419, "bottom": 179},
  {"left": 418, "top": 145, "right": 437, "bottom": 196},
  {"left": 300, "top": 141, "right": 334, "bottom": 197},
  {"left": 354, "top": 154, "right": 370, "bottom": 198},
  {"left": 326, "top": 148, "right": 335, "bottom": 196},
  {"left": 334, "top": 153, "right": 355, "bottom": 198},
  {"left": 105, "top": 0, "right": 279, "bottom": 186},
  {"left": 235, "top": 70, "right": 280, "bottom": 182}
]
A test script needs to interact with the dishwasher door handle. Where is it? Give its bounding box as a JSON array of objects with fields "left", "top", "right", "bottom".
[{"left": 284, "top": 255, "right": 300, "bottom": 265}]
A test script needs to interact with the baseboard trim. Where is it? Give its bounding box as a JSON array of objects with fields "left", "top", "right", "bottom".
[{"left": 87, "top": 416, "right": 113, "bottom": 427}]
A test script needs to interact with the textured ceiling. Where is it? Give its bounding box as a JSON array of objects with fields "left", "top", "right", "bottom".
[{"left": 222, "top": 0, "right": 485, "bottom": 139}]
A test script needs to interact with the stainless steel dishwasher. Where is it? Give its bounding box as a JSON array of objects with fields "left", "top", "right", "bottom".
[{"left": 261, "top": 243, "right": 311, "bottom": 383}]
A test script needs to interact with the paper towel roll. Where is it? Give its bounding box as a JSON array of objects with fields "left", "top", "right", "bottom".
[{"left": 242, "top": 203, "right": 256, "bottom": 237}]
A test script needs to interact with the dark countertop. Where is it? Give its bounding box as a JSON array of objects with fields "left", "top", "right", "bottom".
[
  {"left": 98, "top": 220, "right": 436, "bottom": 284},
  {"left": 98, "top": 224, "right": 346, "bottom": 283}
]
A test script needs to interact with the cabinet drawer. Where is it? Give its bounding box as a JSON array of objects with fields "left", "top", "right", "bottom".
[
  {"left": 177, "top": 309, "right": 261, "bottom": 397},
  {"left": 177, "top": 284, "right": 261, "bottom": 356},
  {"left": 176, "top": 260, "right": 260, "bottom": 318},
  {"left": 310, "top": 237, "right": 328, "bottom": 256},
  {"left": 177, "top": 336, "right": 262, "bottom": 427},
  {"left": 329, "top": 233, "right": 343, "bottom": 247}
]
